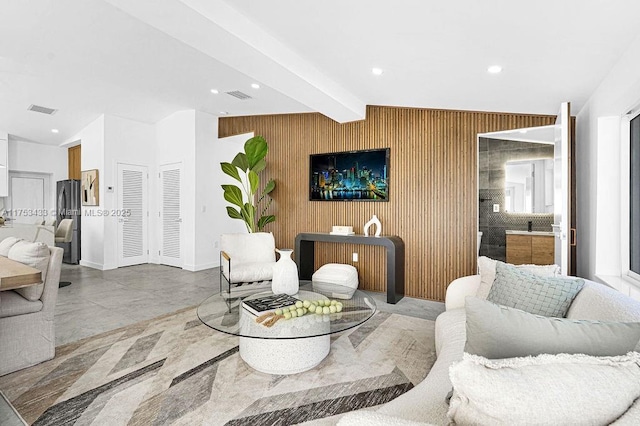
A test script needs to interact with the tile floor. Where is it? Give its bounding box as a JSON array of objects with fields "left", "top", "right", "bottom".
[{"left": 56, "top": 263, "right": 445, "bottom": 346}]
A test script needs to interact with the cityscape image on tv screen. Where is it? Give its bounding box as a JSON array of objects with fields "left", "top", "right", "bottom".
[{"left": 310, "top": 149, "right": 389, "bottom": 201}]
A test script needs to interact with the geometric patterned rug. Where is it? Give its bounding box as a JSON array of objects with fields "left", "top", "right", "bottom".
[{"left": 0, "top": 306, "right": 436, "bottom": 425}]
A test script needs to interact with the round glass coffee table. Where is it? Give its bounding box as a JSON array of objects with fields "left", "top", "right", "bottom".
[{"left": 198, "top": 281, "right": 376, "bottom": 375}]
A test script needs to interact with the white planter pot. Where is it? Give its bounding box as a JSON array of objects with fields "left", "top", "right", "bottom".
[{"left": 272, "top": 249, "right": 299, "bottom": 295}]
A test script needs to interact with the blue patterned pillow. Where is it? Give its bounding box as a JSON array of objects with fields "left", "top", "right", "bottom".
[{"left": 487, "top": 262, "right": 584, "bottom": 317}]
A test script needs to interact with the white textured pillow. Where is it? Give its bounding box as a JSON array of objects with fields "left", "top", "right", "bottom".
[
  {"left": 448, "top": 352, "right": 640, "bottom": 426},
  {"left": 0, "top": 237, "right": 23, "bottom": 257},
  {"left": 8, "top": 241, "right": 50, "bottom": 301},
  {"left": 476, "top": 256, "right": 560, "bottom": 299}
]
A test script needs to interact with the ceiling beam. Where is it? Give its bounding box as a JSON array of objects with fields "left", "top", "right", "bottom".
[{"left": 104, "top": 0, "right": 365, "bottom": 123}]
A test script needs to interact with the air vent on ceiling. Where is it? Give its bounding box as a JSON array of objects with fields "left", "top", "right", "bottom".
[
  {"left": 225, "top": 91, "right": 252, "bottom": 100},
  {"left": 27, "top": 104, "right": 57, "bottom": 115}
]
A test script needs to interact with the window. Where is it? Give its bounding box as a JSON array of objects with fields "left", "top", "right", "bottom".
[{"left": 630, "top": 114, "right": 640, "bottom": 276}]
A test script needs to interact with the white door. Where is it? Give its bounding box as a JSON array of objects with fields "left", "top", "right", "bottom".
[
  {"left": 8, "top": 172, "right": 50, "bottom": 224},
  {"left": 160, "top": 163, "right": 182, "bottom": 267},
  {"left": 117, "top": 163, "right": 148, "bottom": 267},
  {"left": 553, "top": 102, "right": 571, "bottom": 275}
]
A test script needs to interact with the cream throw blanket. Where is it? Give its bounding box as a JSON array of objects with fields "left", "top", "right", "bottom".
[{"left": 448, "top": 352, "right": 640, "bottom": 425}]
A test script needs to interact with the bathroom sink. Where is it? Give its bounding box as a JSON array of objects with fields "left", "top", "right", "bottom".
[{"left": 505, "top": 230, "right": 555, "bottom": 237}]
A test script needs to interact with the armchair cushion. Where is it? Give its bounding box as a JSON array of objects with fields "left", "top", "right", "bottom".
[
  {"left": 0, "top": 237, "right": 22, "bottom": 257},
  {"left": 221, "top": 233, "right": 276, "bottom": 263},
  {"left": 225, "top": 262, "right": 276, "bottom": 283},
  {"left": 8, "top": 241, "right": 50, "bottom": 301},
  {"left": 0, "top": 290, "right": 43, "bottom": 318}
]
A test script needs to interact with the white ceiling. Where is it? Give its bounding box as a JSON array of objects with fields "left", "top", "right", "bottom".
[{"left": 1, "top": 0, "right": 640, "bottom": 146}]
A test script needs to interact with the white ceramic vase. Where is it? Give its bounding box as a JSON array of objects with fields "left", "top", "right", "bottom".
[
  {"left": 364, "top": 214, "right": 382, "bottom": 237},
  {"left": 272, "top": 249, "right": 299, "bottom": 295}
]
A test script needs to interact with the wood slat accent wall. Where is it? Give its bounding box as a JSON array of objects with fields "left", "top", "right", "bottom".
[{"left": 219, "top": 106, "right": 555, "bottom": 301}]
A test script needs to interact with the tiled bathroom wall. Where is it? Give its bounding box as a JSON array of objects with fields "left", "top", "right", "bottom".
[{"left": 478, "top": 137, "right": 554, "bottom": 261}]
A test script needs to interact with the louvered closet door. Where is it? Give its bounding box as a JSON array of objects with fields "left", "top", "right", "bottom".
[
  {"left": 117, "top": 163, "right": 148, "bottom": 267},
  {"left": 160, "top": 163, "right": 182, "bottom": 267}
]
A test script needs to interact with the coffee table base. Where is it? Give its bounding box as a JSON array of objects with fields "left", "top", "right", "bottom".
[{"left": 239, "top": 334, "right": 330, "bottom": 375}]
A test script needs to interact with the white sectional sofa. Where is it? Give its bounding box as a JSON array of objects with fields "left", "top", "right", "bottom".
[{"left": 339, "top": 274, "right": 640, "bottom": 425}]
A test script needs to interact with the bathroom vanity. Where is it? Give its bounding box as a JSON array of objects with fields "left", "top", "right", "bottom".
[{"left": 505, "top": 230, "right": 555, "bottom": 265}]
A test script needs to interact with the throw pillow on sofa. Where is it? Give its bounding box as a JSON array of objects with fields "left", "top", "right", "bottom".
[
  {"left": 476, "top": 256, "right": 559, "bottom": 299},
  {"left": 0, "top": 237, "right": 23, "bottom": 257},
  {"left": 447, "top": 352, "right": 640, "bottom": 426},
  {"left": 487, "top": 262, "right": 584, "bottom": 317},
  {"left": 464, "top": 297, "right": 640, "bottom": 359},
  {"left": 8, "top": 241, "right": 50, "bottom": 301}
]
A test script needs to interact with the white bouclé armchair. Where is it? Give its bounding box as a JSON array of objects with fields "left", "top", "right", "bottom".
[{"left": 219, "top": 232, "right": 277, "bottom": 294}]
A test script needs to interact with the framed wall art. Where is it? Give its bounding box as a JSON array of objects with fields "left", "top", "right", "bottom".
[{"left": 81, "top": 169, "right": 99, "bottom": 206}]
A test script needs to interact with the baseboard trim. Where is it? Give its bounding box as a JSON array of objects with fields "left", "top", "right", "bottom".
[
  {"left": 182, "top": 262, "right": 218, "bottom": 272},
  {"left": 79, "top": 260, "right": 104, "bottom": 270},
  {"left": 79, "top": 260, "right": 217, "bottom": 272}
]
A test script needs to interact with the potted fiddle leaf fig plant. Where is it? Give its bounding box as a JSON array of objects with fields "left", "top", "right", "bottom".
[{"left": 220, "top": 135, "right": 276, "bottom": 232}]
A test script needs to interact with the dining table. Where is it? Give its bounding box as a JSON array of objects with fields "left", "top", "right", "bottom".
[{"left": 0, "top": 256, "right": 42, "bottom": 291}]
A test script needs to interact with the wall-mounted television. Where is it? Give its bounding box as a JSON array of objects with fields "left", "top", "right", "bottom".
[{"left": 310, "top": 148, "right": 390, "bottom": 201}]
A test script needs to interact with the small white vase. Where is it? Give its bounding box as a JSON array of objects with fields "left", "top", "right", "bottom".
[
  {"left": 364, "top": 214, "right": 382, "bottom": 237},
  {"left": 272, "top": 249, "right": 299, "bottom": 295}
]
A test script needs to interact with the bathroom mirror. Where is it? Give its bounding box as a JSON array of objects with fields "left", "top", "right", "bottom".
[{"left": 504, "top": 158, "right": 554, "bottom": 213}]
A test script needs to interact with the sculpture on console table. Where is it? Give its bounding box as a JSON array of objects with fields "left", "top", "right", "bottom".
[{"left": 364, "top": 214, "right": 382, "bottom": 237}]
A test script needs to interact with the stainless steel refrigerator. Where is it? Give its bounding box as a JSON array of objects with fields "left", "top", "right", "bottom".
[{"left": 56, "top": 179, "right": 81, "bottom": 264}]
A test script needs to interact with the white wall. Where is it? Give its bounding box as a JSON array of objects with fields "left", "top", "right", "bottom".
[
  {"left": 69, "top": 115, "right": 105, "bottom": 269},
  {"left": 194, "top": 111, "right": 218, "bottom": 269},
  {"left": 103, "top": 115, "right": 155, "bottom": 269},
  {"left": 154, "top": 110, "right": 246, "bottom": 271},
  {"left": 156, "top": 110, "right": 197, "bottom": 269},
  {"left": 67, "top": 110, "right": 245, "bottom": 272},
  {"left": 205, "top": 129, "right": 249, "bottom": 268},
  {"left": 576, "top": 31, "right": 640, "bottom": 298},
  {"left": 7, "top": 138, "right": 67, "bottom": 215}
]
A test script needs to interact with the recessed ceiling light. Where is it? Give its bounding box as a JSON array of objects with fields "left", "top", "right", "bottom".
[
  {"left": 487, "top": 65, "right": 503, "bottom": 74},
  {"left": 251, "top": 83, "right": 260, "bottom": 89},
  {"left": 371, "top": 67, "right": 384, "bottom": 76},
  {"left": 219, "top": 111, "right": 229, "bottom": 115},
  {"left": 51, "top": 129, "right": 59, "bottom": 134},
  {"left": 210, "top": 89, "right": 219, "bottom": 94}
]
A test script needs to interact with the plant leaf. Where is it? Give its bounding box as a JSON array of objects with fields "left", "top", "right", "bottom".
[
  {"left": 252, "top": 158, "right": 266, "bottom": 173},
  {"left": 259, "top": 198, "right": 273, "bottom": 217},
  {"left": 257, "top": 215, "right": 275, "bottom": 231},
  {"left": 222, "top": 185, "right": 243, "bottom": 208},
  {"left": 262, "top": 179, "right": 276, "bottom": 196},
  {"left": 245, "top": 136, "right": 268, "bottom": 169},
  {"left": 226, "top": 206, "right": 242, "bottom": 219},
  {"left": 248, "top": 170, "right": 259, "bottom": 195},
  {"left": 232, "top": 153, "right": 249, "bottom": 171},
  {"left": 241, "top": 203, "right": 256, "bottom": 233},
  {"left": 220, "top": 162, "right": 241, "bottom": 182}
]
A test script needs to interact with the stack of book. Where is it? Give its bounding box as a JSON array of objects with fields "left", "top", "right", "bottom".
[{"left": 242, "top": 294, "right": 300, "bottom": 316}]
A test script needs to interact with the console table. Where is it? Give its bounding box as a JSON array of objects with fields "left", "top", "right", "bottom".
[{"left": 294, "top": 233, "right": 405, "bottom": 304}]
